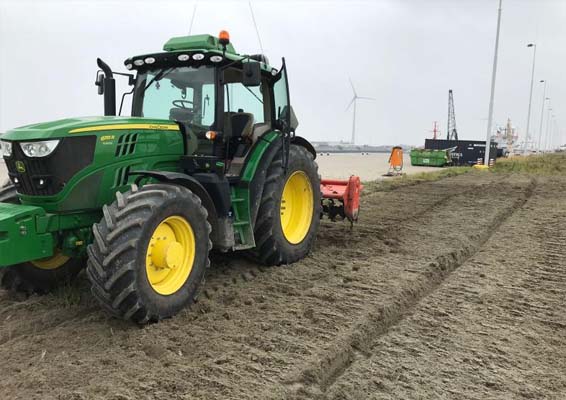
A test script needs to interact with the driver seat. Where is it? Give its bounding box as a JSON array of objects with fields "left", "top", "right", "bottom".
[
  {"left": 230, "top": 112, "right": 255, "bottom": 139},
  {"left": 227, "top": 112, "right": 254, "bottom": 159}
]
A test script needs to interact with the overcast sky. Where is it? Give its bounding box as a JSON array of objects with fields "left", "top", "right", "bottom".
[{"left": 0, "top": 0, "right": 564, "bottom": 146}]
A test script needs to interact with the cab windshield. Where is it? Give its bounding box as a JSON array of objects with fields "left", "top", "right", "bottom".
[{"left": 132, "top": 66, "right": 216, "bottom": 130}]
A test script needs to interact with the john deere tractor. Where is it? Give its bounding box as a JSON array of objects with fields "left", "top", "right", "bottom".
[{"left": 0, "top": 31, "right": 322, "bottom": 323}]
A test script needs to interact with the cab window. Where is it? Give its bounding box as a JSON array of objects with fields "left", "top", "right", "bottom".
[
  {"left": 222, "top": 67, "right": 266, "bottom": 124},
  {"left": 133, "top": 66, "right": 216, "bottom": 129},
  {"left": 272, "top": 65, "right": 289, "bottom": 130},
  {"left": 201, "top": 84, "right": 215, "bottom": 126},
  {"left": 224, "top": 83, "right": 265, "bottom": 123},
  {"left": 143, "top": 82, "right": 194, "bottom": 119}
]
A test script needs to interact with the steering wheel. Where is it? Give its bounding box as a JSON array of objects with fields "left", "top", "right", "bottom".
[{"left": 172, "top": 99, "right": 194, "bottom": 109}]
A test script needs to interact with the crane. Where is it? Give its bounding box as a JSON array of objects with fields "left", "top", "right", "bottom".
[{"left": 447, "top": 89, "right": 458, "bottom": 141}]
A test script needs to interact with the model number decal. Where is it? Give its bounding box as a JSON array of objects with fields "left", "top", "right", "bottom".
[{"left": 100, "top": 135, "right": 115, "bottom": 144}]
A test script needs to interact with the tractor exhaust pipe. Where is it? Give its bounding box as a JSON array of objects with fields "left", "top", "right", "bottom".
[{"left": 96, "top": 58, "right": 116, "bottom": 116}]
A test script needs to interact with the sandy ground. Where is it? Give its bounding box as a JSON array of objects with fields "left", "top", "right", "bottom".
[
  {"left": 316, "top": 153, "right": 436, "bottom": 181},
  {"left": 0, "top": 167, "right": 565, "bottom": 399}
]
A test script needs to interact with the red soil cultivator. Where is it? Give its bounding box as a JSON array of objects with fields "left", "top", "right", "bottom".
[{"left": 321, "top": 176, "right": 363, "bottom": 225}]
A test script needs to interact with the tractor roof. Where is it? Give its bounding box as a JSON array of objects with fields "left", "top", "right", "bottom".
[
  {"left": 124, "top": 33, "right": 275, "bottom": 74},
  {"left": 163, "top": 34, "right": 237, "bottom": 54}
]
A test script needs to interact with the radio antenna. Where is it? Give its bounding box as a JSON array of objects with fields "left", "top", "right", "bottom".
[
  {"left": 188, "top": 2, "right": 198, "bottom": 35},
  {"left": 248, "top": 1, "right": 265, "bottom": 55}
]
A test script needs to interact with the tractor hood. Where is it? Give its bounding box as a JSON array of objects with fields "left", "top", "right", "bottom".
[{"left": 1, "top": 116, "right": 178, "bottom": 141}]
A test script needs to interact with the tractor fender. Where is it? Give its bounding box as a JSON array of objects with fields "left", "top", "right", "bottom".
[
  {"left": 291, "top": 136, "right": 317, "bottom": 159},
  {"left": 128, "top": 170, "right": 219, "bottom": 245}
]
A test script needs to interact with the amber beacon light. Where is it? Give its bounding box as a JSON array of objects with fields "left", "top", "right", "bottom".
[{"left": 219, "top": 30, "right": 230, "bottom": 45}]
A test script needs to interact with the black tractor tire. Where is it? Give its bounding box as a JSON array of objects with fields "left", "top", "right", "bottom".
[
  {"left": 86, "top": 184, "right": 212, "bottom": 324},
  {"left": 0, "top": 181, "right": 84, "bottom": 294},
  {"left": 0, "top": 181, "right": 17, "bottom": 202},
  {"left": 251, "top": 144, "right": 321, "bottom": 265}
]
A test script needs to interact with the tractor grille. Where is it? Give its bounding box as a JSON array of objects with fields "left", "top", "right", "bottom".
[
  {"left": 114, "top": 166, "right": 131, "bottom": 188},
  {"left": 5, "top": 136, "right": 96, "bottom": 196},
  {"left": 115, "top": 133, "right": 138, "bottom": 157}
]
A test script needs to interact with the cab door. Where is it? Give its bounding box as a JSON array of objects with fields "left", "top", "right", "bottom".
[{"left": 272, "top": 58, "right": 295, "bottom": 135}]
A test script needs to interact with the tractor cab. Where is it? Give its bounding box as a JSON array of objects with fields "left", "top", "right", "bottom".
[{"left": 118, "top": 31, "right": 297, "bottom": 177}]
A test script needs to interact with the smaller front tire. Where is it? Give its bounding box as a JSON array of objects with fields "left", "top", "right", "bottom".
[
  {"left": 86, "top": 184, "right": 211, "bottom": 324},
  {"left": 0, "top": 182, "right": 84, "bottom": 294}
]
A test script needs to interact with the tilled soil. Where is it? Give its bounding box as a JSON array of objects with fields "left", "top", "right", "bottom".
[{"left": 0, "top": 171, "right": 564, "bottom": 400}]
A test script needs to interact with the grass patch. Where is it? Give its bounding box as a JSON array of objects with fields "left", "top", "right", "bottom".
[
  {"left": 492, "top": 153, "right": 566, "bottom": 175},
  {"left": 363, "top": 166, "right": 470, "bottom": 194}
]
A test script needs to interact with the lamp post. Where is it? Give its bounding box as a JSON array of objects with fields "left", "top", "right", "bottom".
[
  {"left": 552, "top": 118, "right": 559, "bottom": 151},
  {"left": 537, "top": 80, "right": 547, "bottom": 153},
  {"left": 544, "top": 109, "right": 553, "bottom": 151},
  {"left": 524, "top": 43, "right": 537, "bottom": 154},
  {"left": 484, "top": 0, "right": 503, "bottom": 166},
  {"left": 548, "top": 114, "right": 556, "bottom": 153}
]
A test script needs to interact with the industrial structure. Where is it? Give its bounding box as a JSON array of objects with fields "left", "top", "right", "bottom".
[
  {"left": 346, "top": 78, "right": 375, "bottom": 144},
  {"left": 493, "top": 118, "right": 518, "bottom": 157},
  {"left": 447, "top": 90, "right": 459, "bottom": 141},
  {"left": 424, "top": 139, "right": 497, "bottom": 166}
]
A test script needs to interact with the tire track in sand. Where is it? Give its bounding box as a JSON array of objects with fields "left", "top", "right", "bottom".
[
  {"left": 280, "top": 178, "right": 536, "bottom": 398},
  {"left": 199, "top": 180, "right": 480, "bottom": 305},
  {"left": 323, "top": 177, "right": 566, "bottom": 399}
]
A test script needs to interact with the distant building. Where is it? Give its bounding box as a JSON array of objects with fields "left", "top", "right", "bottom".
[
  {"left": 425, "top": 139, "right": 498, "bottom": 166},
  {"left": 311, "top": 142, "right": 411, "bottom": 154}
]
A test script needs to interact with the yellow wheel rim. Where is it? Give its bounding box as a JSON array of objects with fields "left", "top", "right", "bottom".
[
  {"left": 280, "top": 171, "right": 314, "bottom": 244},
  {"left": 31, "top": 250, "right": 70, "bottom": 270},
  {"left": 145, "top": 216, "right": 196, "bottom": 296}
]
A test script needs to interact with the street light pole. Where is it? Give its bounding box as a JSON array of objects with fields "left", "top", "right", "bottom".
[
  {"left": 544, "top": 108, "right": 552, "bottom": 151},
  {"left": 552, "top": 118, "right": 559, "bottom": 151},
  {"left": 548, "top": 114, "right": 556, "bottom": 152},
  {"left": 537, "top": 80, "right": 547, "bottom": 153},
  {"left": 485, "top": 0, "right": 503, "bottom": 166},
  {"left": 524, "top": 43, "right": 537, "bottom": 154}
]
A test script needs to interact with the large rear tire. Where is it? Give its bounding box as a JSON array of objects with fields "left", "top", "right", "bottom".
[
  {"left": 86, "top": 184, "right": 211, "bottom": 324},
  {"left": 252, "top": 144, "right": 321, "bottom": 265},
  {"left": 0, "top": 182, "right": 84, "bottom": 294}
]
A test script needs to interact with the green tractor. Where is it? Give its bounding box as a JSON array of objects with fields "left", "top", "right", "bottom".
[{"left": 0, "top": 31, "right": 359, "bottom": 323}]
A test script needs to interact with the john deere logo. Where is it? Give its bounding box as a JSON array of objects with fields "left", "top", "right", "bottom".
[{"left": 15, "top": 161, "right": 26, "bottom": 173}]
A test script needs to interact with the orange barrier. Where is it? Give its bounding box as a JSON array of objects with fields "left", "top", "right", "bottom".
[{"left": 384, "top": 146, "right": 403, "bottom": 176}]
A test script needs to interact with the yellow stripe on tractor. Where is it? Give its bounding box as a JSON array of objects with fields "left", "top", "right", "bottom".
[{"left": 69, "top": 124, "right": 180, "bottom": 134}]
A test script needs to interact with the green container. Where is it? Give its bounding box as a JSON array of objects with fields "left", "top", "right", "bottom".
[{"left": 410, "top": 148, "right": 449, "bottom": 167}]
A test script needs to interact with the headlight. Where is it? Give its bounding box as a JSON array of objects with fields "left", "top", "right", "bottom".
[
  {"left": 0, "top": 141, "right": 12, "bottom": 157},
  {"left": 20, "top": 140, "right": 60, "bottom": 158}
]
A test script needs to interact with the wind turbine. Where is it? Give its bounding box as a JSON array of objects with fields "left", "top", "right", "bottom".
[{"left": 345, "top": 78, "right": 375, "bottom": 144}]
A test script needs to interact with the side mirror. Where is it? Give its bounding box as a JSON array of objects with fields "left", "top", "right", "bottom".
[
  {"left": 278, "top": 105, "right": 299, "bottom": 133},
  {"left": 95, "top": 72, "right": 104, "bottom": 95},
  {"left": 289, "top": 106, "right": 299, "bottom": 132},
  {"left": 242, "top": 61, "right": 261, "bottom": 87}
]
